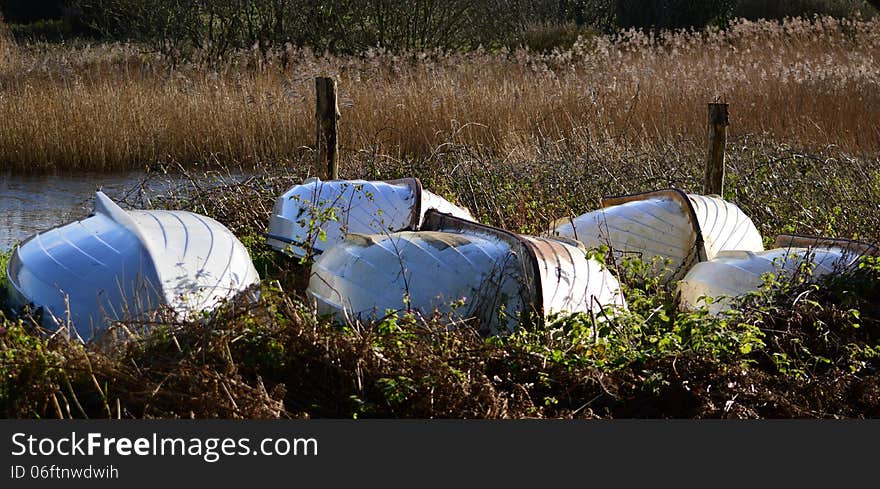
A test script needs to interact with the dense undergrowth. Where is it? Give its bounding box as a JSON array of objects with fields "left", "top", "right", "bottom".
[
  {"left": 1, "top": 148, "right": 879, "bottom": 418},
  {"left": 2, "top": 244, "right": 878, "bottom": 419}
]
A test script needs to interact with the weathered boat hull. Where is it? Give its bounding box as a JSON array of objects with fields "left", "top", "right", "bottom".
[
  {"left": 678, "top": 235, "right": 877, "bottom": 314},
  {"left": 266, "top": 177, "right": 473, "bottom": 259},
  {"left": 553, "top": 189, "right": 763, "bottom": 282},
  {"left": 5, "top": 192, "right": 260, "bottom": 340},
  {"left": 520, "top": 235, "right": 627, "bottom": 320},
  {"left": 307, "top": 210, "right": 625, "bottom": 334}
]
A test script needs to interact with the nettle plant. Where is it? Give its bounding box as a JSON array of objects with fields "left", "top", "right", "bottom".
[
  {"left": 285, "top": 193, "right": 337, "bottom": 265},
  {"left": 731, "top": 254, "right": 880, "bottom": 380},
  {"left": 0, "top": 248, "right": 11, "bottom": 312},
  {"left": 285, "top": 182, "right": 394, "bottom": 266},
  {"left": 501, "top": 248, "right": 767, "bottom": 375}
]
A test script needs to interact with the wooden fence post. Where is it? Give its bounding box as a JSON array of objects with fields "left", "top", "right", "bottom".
[
  {"left": 703, "top": 102, "right": 729, "bottom": 196},
  {"left": 315, "top": 77, "right": 340, "bottom": 180}
]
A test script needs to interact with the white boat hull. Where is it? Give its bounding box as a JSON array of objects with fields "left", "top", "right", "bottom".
[
  {"left": 678, "top": 235, "right": 876, "bottom": 314},
  {"left": 307, "top": 210, "right": 625, "bottom": 334},
  {"left": 5, "top": 192, "right": 260, "bottom": 340},
  {"left": 266, "top": 177, "right": 473, "bottom": 259},
  {"left": 553, "top": 189, "right": 763, "bottom": 282}
]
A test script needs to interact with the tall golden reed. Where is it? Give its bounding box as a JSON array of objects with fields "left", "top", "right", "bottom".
[{"left": 0, "top": 16, "right": 878, "bottom": 173}]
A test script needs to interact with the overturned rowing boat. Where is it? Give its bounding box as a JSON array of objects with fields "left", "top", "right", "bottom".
[
  {"left": 5, "top": 192, "right": 260, "bottom": 340},
  {"left": 677, "top": 234, "right": 878, "bottom": 314},
  {"left": 553, "top": 189, "right": 764, "bottom": 282},
  {"left": 266, "top": 177, "right": 473, "bottom": 259},
  {"left": 307, "top": 210, "right": 626, "bottom": 335}
]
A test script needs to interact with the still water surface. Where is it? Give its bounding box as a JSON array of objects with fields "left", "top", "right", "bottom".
[{"left": 0, "top": 171, "right": 242, "bottom": 251}]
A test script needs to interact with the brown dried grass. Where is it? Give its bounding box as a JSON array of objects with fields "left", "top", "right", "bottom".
[{"left": 0, "top": 16, "right": 878, "bottom": 172}]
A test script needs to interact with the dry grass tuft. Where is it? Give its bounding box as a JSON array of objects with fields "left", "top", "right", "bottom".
[{"left": 0, "top": 16, "right": 879, "bottom": 172}]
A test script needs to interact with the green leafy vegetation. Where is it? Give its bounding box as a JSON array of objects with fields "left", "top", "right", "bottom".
[
  {"left": 0, "top": 248, "right": 11, "bottom": 311},
  {"left": 1, "top": 172, "right": 878, "bottom": 418}
]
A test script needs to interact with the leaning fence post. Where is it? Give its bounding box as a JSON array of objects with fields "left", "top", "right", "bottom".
[
  {"left": 315, "top": 77, "right": 340, "bottom": 180},
  {"left": 703, "top": 102, "right": 729, "bottom": 196}
]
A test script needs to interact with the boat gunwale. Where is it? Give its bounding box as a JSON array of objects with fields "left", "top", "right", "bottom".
[{"left": 774, "top": 233, "right": 879, "bottom": 257}]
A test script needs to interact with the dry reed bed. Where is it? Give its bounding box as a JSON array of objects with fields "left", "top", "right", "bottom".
[{"left": 0, "top": 16, "right": 879, "bottom": 172}]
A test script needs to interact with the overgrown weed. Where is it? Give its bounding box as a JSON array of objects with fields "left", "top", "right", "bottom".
[{"left": 3, "top": 240, "right": 877, "bottom": 418}]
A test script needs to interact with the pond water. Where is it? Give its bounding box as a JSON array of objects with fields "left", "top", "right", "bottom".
[
  {"left": 1, "top": 171, "right": 144, "bottom": 251},
  {"left": 0, "top": 171, "right": 247, "bottom": 252}
]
